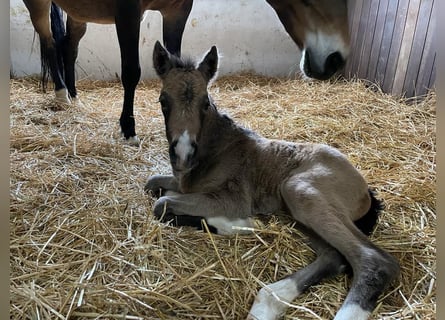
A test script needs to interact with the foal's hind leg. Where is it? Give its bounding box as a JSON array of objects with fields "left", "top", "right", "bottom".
[
  {"left": 248, "top": 229, "right": 348, "bottom": 320},
  {"left": 63, "top": 17, "right": 87, "bottom": 102},
  {"left": 279, "top": 177, "right": 399, "bottom": 319}
]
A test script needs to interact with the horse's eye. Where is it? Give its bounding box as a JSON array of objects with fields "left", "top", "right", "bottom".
[{"left": 302, "top": 0, "right": 311, "bottom": 6}]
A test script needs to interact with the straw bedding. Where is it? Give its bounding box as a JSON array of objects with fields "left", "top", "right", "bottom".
[{"left": 10, "top": 74, "right": 435, "bottom": 319}]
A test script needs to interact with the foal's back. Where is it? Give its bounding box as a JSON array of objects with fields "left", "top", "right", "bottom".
[{"left": 240, "top": 137, "right": 371, "bottom": 219}]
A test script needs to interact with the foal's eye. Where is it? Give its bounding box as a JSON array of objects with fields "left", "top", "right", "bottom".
[
  {"left": 202, "top": 97, "right": 211, "bottom": 111},
  {"left": 158, "top": 94, "right": 170, "bottom": 113}
]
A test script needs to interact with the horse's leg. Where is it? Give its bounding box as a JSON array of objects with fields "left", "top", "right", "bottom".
[
  {"left": 277, "top": 176, "right": 399, "bottom": 320},
  {"left": 23, "top": 0, "right": 70, "bottom": 104},
  {"left": 115, "top": 1, "right": 142, "bottom": 144},
  {"left": 63, "top": 17, "right": 87, "bottom": 102},
  {"left": 159, "top": 0, "right": 193, "bottom": 56},
  {"left": 151, "top": 192, "right": 254, "bottom": 235},
  {"left": 248, "top": 230, "right": 348, "bottom": 320}
]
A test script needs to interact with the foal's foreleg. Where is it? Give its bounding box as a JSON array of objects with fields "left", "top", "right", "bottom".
[
  {"left": 152, "top": 192, "right": 254, "bottom": 235},
  {"left": 145, "top": 174, "right": 180, "bottom": 197}
]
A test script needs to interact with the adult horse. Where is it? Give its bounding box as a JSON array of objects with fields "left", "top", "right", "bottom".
[
  {"left": 23, "top": 0, "right": 193, "bottom": 144},
  {"left": 22, "top": 0, "right": 349, "bottom": 143},
  {"left": 265, "top": 0, "right": 350, "bottom": 80},
  {"left": 145, "top": 41, "right": 398, "bottom": 320}
]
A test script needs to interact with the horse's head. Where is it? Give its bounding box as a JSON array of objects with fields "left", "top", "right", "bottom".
[
  {"left": 267, "top": 0, "right": 350, "bottom": 80},
  {"left": 153, "top": 41, "right": 218, "bottom": 174}
]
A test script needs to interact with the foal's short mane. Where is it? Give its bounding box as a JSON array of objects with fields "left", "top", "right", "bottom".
[{"left": 168, "top": 54, "right": 197, "bottom": 71}]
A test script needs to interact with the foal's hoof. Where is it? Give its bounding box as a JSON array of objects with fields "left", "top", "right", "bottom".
[
  {"left": 145, "top": 176, "right": 163, "bottom": 197},
  {"left": 144, "top": 184, "right": 165, "bottom": 198}
]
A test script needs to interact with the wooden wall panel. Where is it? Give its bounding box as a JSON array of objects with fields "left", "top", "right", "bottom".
[{"left": 344, "top": 0, "right": 435, "bottom": 98}]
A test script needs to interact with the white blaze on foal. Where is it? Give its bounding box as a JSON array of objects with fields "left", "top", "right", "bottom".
[{"left": 175, "top": 130, "right": 194, "bottom": 164}]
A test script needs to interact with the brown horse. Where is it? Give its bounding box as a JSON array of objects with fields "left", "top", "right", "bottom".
[
  {"left": 22, "top": 0, "right": 349, "bottom": 144},
  {"left": 145, "top": 41, "right": 398, "bottom": 319},
  {"left": 23, "top": 0, "right": 193, "bottom": 144}
]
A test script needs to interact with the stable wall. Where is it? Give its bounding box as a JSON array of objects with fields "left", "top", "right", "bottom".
[{"left": 10, "top": 0, "right": 301, "bottom": 80}]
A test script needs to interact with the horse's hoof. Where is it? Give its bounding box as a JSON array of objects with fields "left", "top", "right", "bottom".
[
  {"left": 71, "top": 97, "right": 84, "bottom": 107},
  {"left": 124, "top": 135, "right": 140, "bottom": 146},
  {"left": 55, "top": 88, "right": 71, "bottom": 105}
]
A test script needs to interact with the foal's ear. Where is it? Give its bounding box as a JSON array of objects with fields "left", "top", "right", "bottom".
[
  {"left": 153, "top": 40, "right": 173, "bottom": 79},
  {"left": 198, "top": 46, "right": 218, "bottom": 83}
]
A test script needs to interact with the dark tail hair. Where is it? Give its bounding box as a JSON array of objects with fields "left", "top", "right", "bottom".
[
  {"left": 354, "top": 189, "right": 384, "bottom": 236},
  {"left": 40, "top": 2, "right": 65, "bottom": 92}
]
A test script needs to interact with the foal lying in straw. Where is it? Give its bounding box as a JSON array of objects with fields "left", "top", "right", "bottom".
[{"left": 145, "top": 41, "right": 400, "bottom": 320}]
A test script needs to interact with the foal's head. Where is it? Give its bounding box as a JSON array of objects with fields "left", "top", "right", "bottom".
[
  {"left": 266, "top": 0, "right": 350, "bottom": 80},
  {"left": 153, "top": 41, "right": 218, "bottom": 174}
]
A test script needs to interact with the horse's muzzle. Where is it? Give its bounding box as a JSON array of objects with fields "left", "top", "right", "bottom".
[{"left": 302, "top": 49, "right": 345, "bottom": 80}]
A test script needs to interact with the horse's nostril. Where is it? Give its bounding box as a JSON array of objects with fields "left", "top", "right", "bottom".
[
  {"left": 325, "top": 51, "right": 345, "bottom": 74},
  {"left": 302, "top": 49, "right": 345, "bottom": 80}
]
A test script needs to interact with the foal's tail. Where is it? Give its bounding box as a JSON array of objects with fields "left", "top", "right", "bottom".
[
  {"left": 40, "top": 2, "right": 65, "bottom": 92},
  {"left": 354, "top": 189, "right": 384, "bottom": 236}
]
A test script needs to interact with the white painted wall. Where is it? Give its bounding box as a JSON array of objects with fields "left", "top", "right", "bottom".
[{"left": 10, "top": 0, "right": 301, "bottom": 80}]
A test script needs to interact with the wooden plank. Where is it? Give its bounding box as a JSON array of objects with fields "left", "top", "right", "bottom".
[
  {"left": 428, "top": 52, "right": 436, "bottom": 91},
  {"left": 367, "top": 0, "right": 390, "bottom": 81},
  {"left": 392, "top": 0, "right": 422, "bottom": 96},
  {"left": 403, "top": 0, "right": 434, "bottom": 97},
  {"left": 417, "top": 1, "right": 436, "bottom": 96},
  {"left": 375, "top": 0, "right": 399, "bottom": 86},
  {"left": 382, "top": 0, "right": 410, "bottom": 93},
  {"left": 352, "top": 0, "right": 373, "bottom": 76},
  {"left": 344, "top": 0, "right": 364, "bottom": 77},
  {"left": 357, "top": 0, "right": 380, "bottom": 78}
]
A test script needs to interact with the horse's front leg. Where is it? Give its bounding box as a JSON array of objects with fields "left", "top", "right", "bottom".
[
  {"left": 159, "top": 0, "right": 193, "bottom": 56},
  {"left": 115, "top": 1, "right": 142, "bottom": 145},
  {"left": 153, "top": 192, "right": 254, "bottom": 235}
]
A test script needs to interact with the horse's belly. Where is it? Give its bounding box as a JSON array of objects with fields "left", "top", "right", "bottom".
[{"left": 54, "top": 0, "right": 117, "bottom": 24}]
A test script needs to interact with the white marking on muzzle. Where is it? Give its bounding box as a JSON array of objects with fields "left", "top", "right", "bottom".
[
  {"left": 175, "top": 130, "right": 194, "bottom": 165},
  {"left": 300, "top": 31, "right": 349, "bottom": 78}
]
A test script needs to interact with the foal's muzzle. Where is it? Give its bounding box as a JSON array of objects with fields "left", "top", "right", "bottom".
[{"left": 169, "top": 134, "right": 198, "bottom": 172}]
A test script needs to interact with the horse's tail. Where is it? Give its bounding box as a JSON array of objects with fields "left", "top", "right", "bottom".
[
  {"left": 40, "top": 2, "right": 65, "bottom": 92},
  {"left": 354, "top": 188, "right": 384, "bottom": 236}
]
